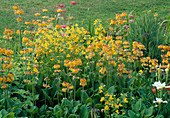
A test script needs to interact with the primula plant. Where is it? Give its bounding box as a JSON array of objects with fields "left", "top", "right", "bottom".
[{"left": 0, "top": 1, "right": 169, "bottom": 118}]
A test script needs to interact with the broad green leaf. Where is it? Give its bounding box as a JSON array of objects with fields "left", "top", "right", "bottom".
[
  {"left": 4, "top": 112, "right": 15, "bottom": 118},
  {"left": 107, "top": 86, "right": 116, "bottom": 95},
  {"left": 80, "top": 105, "right": 88, "bottom": 118},
  {"left": 145, "top": 106, "right": 153, "bottom": 117},
  {"left": 128, "top": 110, "right": 136, "bottom": 118},
  {"left": 81, "top": 91, "right": 89, "bottom": 104},
  {"left": 62, "top": 98, "right": 71, "bottom": 107},
  {"left": 85, "top": 97, "right": 93, "bottom": 104},
  {"left": 68, "top": 114, "right": 79, "bottom": 118},
  {"left": 0, "top": 109, "right": 8, "bottom": 117},
  {"left": 134, "top": 99, "right": 142, "bottom": 111},
  {"left": 94, "top": 104, "right": 103, "bottom": 109},
  {"left": 155, "top": 115, "right": 164, "bottom": 118},
  {"left": 56, "top": 110, "right": 63, "bottom": 118}
]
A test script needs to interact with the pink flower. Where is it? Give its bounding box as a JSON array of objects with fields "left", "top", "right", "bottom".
[
  {"left": 129, "top": 20, "right": 134, "bottom": 23},
  {"left": 65, "top": 18, "right": 68, "bottom": 21},
  {"left": 58, "top": 4, "right": 64, "bottom": 8},
  {"left": 55, "top": 6, "right": 58, "bottom": 9},
  {"left": 124, "top": 25, "right": 129, "bottom": 28},
  {"left": 129, "top": 15, "right": 134, "bottom": 18},
  {"left": 63, "top": 9, "right": 67, "bottom": 12},
  {"left": 61, "top": 25, "right": 67, "bottom": 28},
  {"left": 71, "top": 1, "right": 77, "bottom": 5}
]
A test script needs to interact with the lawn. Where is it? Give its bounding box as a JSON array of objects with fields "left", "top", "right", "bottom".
[{"left": 0, "top": 0, "right": 170, "bottom": 33}]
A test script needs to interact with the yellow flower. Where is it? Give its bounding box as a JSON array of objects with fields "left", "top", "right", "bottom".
[
  {"left": 27, "top": 66, "right": 31, "bottom": 70},
  {"left": 54, "top": 64, "right": 60, "bottom": 69},
  {"left": 119, "top": 103, "right": 123, "bottom": 107},
  {"left": 33, "top": 68, "right": 38, "bottom": 73},
  {"left": 105, "top": 105, "right": 109, "bottom": 110},
  {"left": 42, "top": 9, "right": 48, "bottom": 12},
  {"left": 115, "top": 104, "right": 119, "bottom": 108},
  {"left": 116, "top": 110, "right": 119, "bottom": 114},
  {"left": 100, "top": 97, "right": 105, "bottom": 102},
  {"left": 62, "top": 88, "right": 67, "bottom": 92},
  {"left": 154, "top": 13, "right": 158, "bottom": 17},
  {"left": 99, "top": 89, "right": 103, "bottom": 93},
  {"left": 99, "top": 85, "right": 103, "bottom": 90},
  {"left": 124, "top": 98, "right": 128, "bottom": 103},
  {"left": 99, "top": 67, "right": 106, "bottom": 74}
]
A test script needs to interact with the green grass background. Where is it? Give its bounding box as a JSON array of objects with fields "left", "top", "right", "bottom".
[{"left": 0, "top": 0, "right": 170, "bottom": 33}]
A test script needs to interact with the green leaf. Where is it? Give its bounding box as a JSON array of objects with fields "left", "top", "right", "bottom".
[
  {"left": 80, "top": 105, "right": 88, "bottom": 118},
  {"left": 62, "top": 98, "right": 71, "bottom": 107},
  {"left": 145, "top": 106, "right": 153, "bottom": 116},
  {"left": 41, "top": 89, "right": 53, "bottom": 105},
  {"left": 68, "top": 114, "right": 79, "bottom": 118},
  {"left": 33, "top": 94, "right": 39, "bottom": 101},
  {"left": 4, "top": 112, "right": 15, "bottom": 118},
  {"left": 56, "top": 110, "right": 63, "bottom": 118},
  {"left": 128, "top": 110, "right": 136, "bottom": 118},
  {"left": 85, "top": 97, "right": 93, "bottom": 104},
  {"left": 155, "top": 115, "right": 164, "bottom": 118},
  {"left": 107, "top": 86, "right": 116, "bottom": 95},
  {"left": 30, "top": 106, "right": 38, "bottom": 115},
  {"left": 81, "top": 91, "right": 89, "bottom": 104},
  {"left": 72, "top": 106, "right": 79, "bottom": 113},
  {"left": 76, "top": 88, "right": 82, "bottom": 98},
  {"left": 94, "top": 104, "right": 103, "bottom": 109},
  {"left": 53, "top": 105, "right": 62, "bottom": 113},
  {"left": 0, "top": 109, "right": 8, "bottom": 117},
  {"left": 134, "top": 99, "right": 142, "bottom": 112},
  {"left": 92, "top": 94, "right": 101, "bottom": 104}
]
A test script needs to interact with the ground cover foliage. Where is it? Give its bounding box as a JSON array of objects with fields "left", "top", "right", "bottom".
[{"left": 0, "top": 1, "right": 170, "bottom": 118}]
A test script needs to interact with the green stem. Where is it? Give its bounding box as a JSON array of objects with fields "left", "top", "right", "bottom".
[{"left": 74, "top": 75, "right": 76, "bottom": 101}]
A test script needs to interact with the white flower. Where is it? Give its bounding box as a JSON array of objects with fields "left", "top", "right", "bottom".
[
  {"left": 153, "top": 98, "right": 168, "bottom": 104},
  {"left": 152, "top": 81, "right": 165, "bottom": 89},
  {"left": 165, "top": 86, "right": 170, "bottom": 89},
  {"left": 165, "top": 68, "right": 169, "bottom": 72}
]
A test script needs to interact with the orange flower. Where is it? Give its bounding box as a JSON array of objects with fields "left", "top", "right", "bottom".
[
  {"left": 42, "top": 9, "right": 48, "bottom": 12},
  {"left": 62, "top": 82, "right": 69, "bottom": 87},
  {"left": 80, "top": 78, "right": 87, "bottom": 86},
  {"left": 71, "top": 68, "right": 79, "bottom": 74},
  {"left": 13, "top": 5, "right": 19, "bottom": 10},
  {"left": 25, "top": 21, "right": 31, "bottom": 25},
  {"left": 0, "top": 47, "right": 5, "bottom": 53},
  {"left": 17, "top": 17, "right": 23, "bottom": 22}
]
